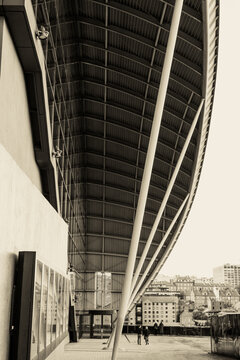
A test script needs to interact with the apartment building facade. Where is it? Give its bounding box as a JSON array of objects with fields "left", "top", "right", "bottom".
[
  {"left": 142, "top": 295, "right": 179, "bottom": 326},
  {"left": 213, "top": 264, "right": 240, "bottom": 287}
]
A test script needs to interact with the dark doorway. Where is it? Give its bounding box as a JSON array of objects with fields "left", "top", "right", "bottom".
[{"left": 79, "top": 311, "right": 112, "bottom": 338}]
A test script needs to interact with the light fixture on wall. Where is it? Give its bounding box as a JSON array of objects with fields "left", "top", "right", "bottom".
[
  {"left": 52, "top": 146, "right": 62, "bottom": 158},
  {"left": 35, "top": 25, "right": 49, "bottom": 40}
]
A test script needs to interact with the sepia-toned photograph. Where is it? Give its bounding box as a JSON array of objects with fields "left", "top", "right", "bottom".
[{"left": 0, "top": 1, "right": 239, "bottom": 359}]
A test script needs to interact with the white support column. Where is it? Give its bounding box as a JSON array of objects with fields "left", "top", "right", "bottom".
[
  {"left": 130, "top": 98, "right": 204, "bottom": 294},
  {"left": 128, "top": 239, "right": 176, "bottom": 315},
  {"left": 111, "top": 1, "right": 184, "bottom": 359},
  {"left": 128, "top": 210, "right": 188, "bottom": 314},
  {"left": 128, "top": 194, "right": 189, "bottom": 308}
]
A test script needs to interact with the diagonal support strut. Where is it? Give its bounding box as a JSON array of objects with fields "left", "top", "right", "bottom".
[
  {"left": 111, "top": 1, "right": 184, "bottom": 359},
  {"left": 128, "top": 193, "right": 189, "bottom": 308},
  {"left": 130, "top": 98, "right": 204, "bottom": 294}
]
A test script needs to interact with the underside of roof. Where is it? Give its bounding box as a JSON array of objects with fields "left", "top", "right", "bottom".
[{"left": 32, "top": 0, "right": 219, "bottom": 308}]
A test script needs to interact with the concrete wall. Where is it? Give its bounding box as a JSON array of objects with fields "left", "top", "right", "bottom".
[
  {"left": 0, "top": 17, "right": 42, "bottom": 191},
  {"left": 0, "top": 144, "right": 68, "bottom": 360}
]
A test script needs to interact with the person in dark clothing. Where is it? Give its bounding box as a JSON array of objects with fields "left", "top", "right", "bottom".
[
  {"left": 153, "top": 322, "right": 158, "bottom": 335},
  {"left": 143, "top": 326, "right": 150, "bottom": 345},
  {"left": 159, "top": 320, "right": 164, "bottom": 335},
  {"left": 137, "top": 325, "right": 142, "bottom": 345}
]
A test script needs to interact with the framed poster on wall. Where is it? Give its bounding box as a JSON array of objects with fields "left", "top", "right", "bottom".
[{"left": 10, "top": 252, "right": 70, "bottom": 360}]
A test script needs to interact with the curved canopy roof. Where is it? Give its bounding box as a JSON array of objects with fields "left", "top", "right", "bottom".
[{"left": 34, "top": 0, "right": 219, "bottom": 306}]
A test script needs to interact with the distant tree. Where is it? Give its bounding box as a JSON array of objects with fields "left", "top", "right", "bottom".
[
  {"left": 188, "top": 301, "right": 195, "bottom": 312},
  {"left": 179, "top": 291, "right": 185, "bottom": 300},
  {"left": 235, "top": 286, "right": 240, "bottom": 295},
  {"left": 192, "top": 310, "right": 208, "bottom": 320}
]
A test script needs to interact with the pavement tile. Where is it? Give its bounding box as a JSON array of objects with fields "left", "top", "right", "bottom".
[{"left": 62, "top": 335, "right": 231, "bottom": 360}]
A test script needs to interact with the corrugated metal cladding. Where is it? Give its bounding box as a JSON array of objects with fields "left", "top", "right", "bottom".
[{"left": 32, "top": 0, "right": 219, "bottom": 310}]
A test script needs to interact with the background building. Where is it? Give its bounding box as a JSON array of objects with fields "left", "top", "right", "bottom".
[
  {"left": 142, "top": 295, "right": 179, "bottom": 326},
  {"left": 130, "top": 278, "right": 240, "bottom": 328},
  {"left": 213, "top": 264, "right": 240, "bottom": 287},
  {"left": 173, "top": 276, "right": 195, "bottom": 292}
]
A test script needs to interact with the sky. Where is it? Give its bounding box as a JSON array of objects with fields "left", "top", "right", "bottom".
[{"left": 161, "top": 1, "right": 240, "bottom": 278}]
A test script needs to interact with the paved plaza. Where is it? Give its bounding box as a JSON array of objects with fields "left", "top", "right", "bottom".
[{"left": 63, "top": 335, "right": 232, "bottom": 360}]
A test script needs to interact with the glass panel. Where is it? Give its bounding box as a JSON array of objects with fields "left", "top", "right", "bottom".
[
  {"left": 103, "top": 315, "right": 112, "bottom": 336},
  {"left": 81, "top": 314, "right": 90, "bottom": 337},
  {"left": 63, "top": 278, "right": 66, "bottom": 333},
  {"left": 52, "top": 273, "right": 58, "bottom": 341},
  {"left": 103, "top": 273, "right": 112, "bottom": 308},
  {"left": 58, "top": 275, "right": 63, "bottom": 336},
  {"left": 46, "top": 269, "right": 54, "bottom": 346},
  {"left": 65, "top": 281, "right": 69, "bottom": 332},
  {"left": 60, "top": 276, "right": 64, "bottom": 335},
  {"left": 30, "top": 261, "right": 42, "bottom": 359},
  {"left": 93, "top": 314, "right": 102, "bottom": 338},
  {"left": 39, "top": 265, "right": 48, "bottom": 352}
]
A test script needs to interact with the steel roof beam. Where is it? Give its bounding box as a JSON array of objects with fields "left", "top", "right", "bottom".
[
  {"left": 62, "top": 164, "right": 190, "bottom": 193},
  {"left": 67, "top": 198, "right": 186, "bottom": 224},
  {"left": 67, "top": 157, "right": 191, "bottom": 193},
  {"left": 56, "top": 96, "right": 198, "bottom": 149},
  {"left": 84, "top": 97, "right": 198, "bottom": 136},
  {"left": 72, "top": 77, "right": 199, "bottom": 115},
  {"left": 82, "top": 43, "right": 202, "bottom": 95},
  {"left": 82, "top": 215, "right": 175, "bottom": 232},
  {"left": 64, "top": 132, "right": 195, "bottom": 164},
  {"left": 76, "top": 216, "right": 174, "bottom": 234},
  {"left": 76, "top": 17, "right": 202, "bottom": 75},
  {"left": 37, "top": 0, "right": 202, "bottom": 23},
  {"left": 54, "top": 113, "right": 197, "bottom": 149},
  {"left": 83, "top": 115, "right": 197, "bottom": 147},
  {"left": 62, "top": 168, "right": 188, "bottom": 202},
  {"left": 50, "top": 2, "right": 202, "bottom": 50},
  {"left": 68, "top": 250, "right": 156, "bottom": 262},
  {"left": 73, "top": 269, "right": 127, "bottom": 276},
  {"left": 48, "top": 21, "right": 201, "bottom": 76},
  {"left": 85, "top": 233, "right": 163, "bottom": 246},
  {"left": 68, "top": 200, "right": 185, "bottom": 225},
  {"left": 74, "top": 181, "right": 186, "bottom": 212},
  {"left": 55, "top": 130, "right": 195, "bottom": 165},
  {"left": 53, "top": 70, "right": 199, "bottom": 113},
  {"left": 65, "top": 137, "right": 194, "bottom": 173},
  {"left": 71, "top": 196, "right": 181, "bottom": 218},
  {"left": 47, "top": 41, "right": 202, "bottom": 95},
  {"left": 53, "top": 100, "right": 198, "bottom": 145}
]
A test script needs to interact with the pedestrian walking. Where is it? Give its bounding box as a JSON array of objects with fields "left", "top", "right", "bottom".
[
  {"left": 137, "top": 325, "right": 142, "bottom": 345},
  {"left": 143, "top": 326, "right": 150, "bottom": 345},
  {"left": 153, "top": 322, "right": 158, "bottom": 335},
  {"left": 159, "top": 320, "right": 164, "bottom": 335}
]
